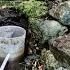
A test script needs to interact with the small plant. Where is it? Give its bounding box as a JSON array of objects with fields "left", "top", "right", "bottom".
[{"left": 17, "top": 0, "right": 47, "bottom": 18}]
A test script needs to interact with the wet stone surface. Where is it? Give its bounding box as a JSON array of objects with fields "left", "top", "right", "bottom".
[
  {"left": 49, "top": 34, "right": 70, "bottom": 69},
  {"left": 49, "top": 1, "right": 70, "bottom": 26}
]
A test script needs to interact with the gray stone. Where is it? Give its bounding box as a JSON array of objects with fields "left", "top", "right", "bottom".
[
  {"left": 30, "top": 19, "right": 68, "bottom": 44},
  {"left": 41, "top": 49, "right": 69, "bottom": 70},
  {"left": 49, "top": 34, "right": 70, "bottom": 69},
  {"left": 41, "top": 49, "right": 60, "bottom": 70},
  {"left": 49, "top": 1, "right": 70, "bottom": 26}
]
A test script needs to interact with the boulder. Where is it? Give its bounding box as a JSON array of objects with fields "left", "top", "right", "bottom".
[
  {"left": 49, "top": 34, "right": 70, "bottom": 69},
  {"left": 49, "top": 1, "right": 70, "bottom": 26},
  {"left": 30, "top": 19, "right": 68, "bottom": 45},
  {"left": 41, "top": 49, "right": 69, "bottom": 70},
  {"left": 41, "top": 49, "right": 60, "bottom": 70}
]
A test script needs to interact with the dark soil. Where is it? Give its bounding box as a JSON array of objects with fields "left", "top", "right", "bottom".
[{"left": 0, "top": 7, "right": 28, "bottom": 30}]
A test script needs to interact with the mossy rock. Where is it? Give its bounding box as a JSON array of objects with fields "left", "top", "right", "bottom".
[
  {"left": 49, "top": 1, "right": 70, "bottom": 26},
  {"left": 29, "top": 18, "right": 68, "bottom": 45}
]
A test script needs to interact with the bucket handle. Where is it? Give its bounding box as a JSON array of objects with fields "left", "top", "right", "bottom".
[{"left": 0, "top": 53, "right": 10, "bottom": 70}]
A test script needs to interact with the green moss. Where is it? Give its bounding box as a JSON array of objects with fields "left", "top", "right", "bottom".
[
  {"left": 17, "top": 0, "right": 47, "bottom": 18},
  {"left": 0, "top": 1, "right": 21, "bottom": 8},
  {"left": 0, "top": 0, "right": 47, "bottom": 19}
]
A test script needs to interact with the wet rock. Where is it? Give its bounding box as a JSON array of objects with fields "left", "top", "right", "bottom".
[
  {"left": 41, "top": 49, "right": 60, "bottom": 70},
  {"left": 49, "top": 1, "right": 70, "bottom": 26},
  {"left": 30, "top": 19, "right": 68, "bottom": 45},
  {"left": 49, "top": 34, "right": 70, "bottom": 69},
  {"left": 41, "top": 49, "right": 69, "bottom": 70}
]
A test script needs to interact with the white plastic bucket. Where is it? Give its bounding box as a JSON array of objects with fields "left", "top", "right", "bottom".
[{"left": 0, "top": 26, "right": 26, "bottom": 61}]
